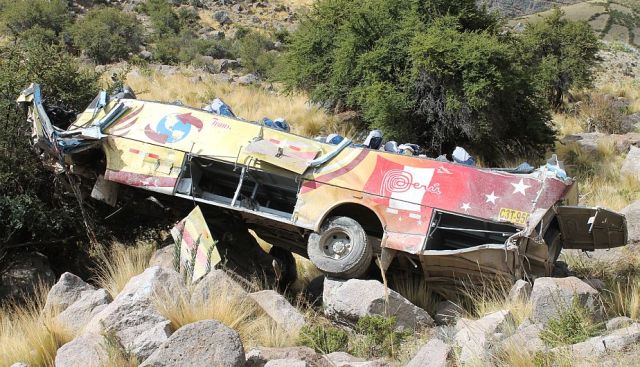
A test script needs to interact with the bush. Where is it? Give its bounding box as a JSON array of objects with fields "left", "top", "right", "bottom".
[
  {"left": 70, "top": 7, "right": 144, "bottom": 63},
  {"left": 578, "top": 93, "right": 627, "bottom": 134},
  {"left": 142, "top": 0, "right": 180, "bottom": 37},
  {"left": 351, "top": 315, "right": 407, "bottom": 359},
  {"left": 539, "top": 299, "right": 602, "bottom": 347},
  {"left": 0, "top": 0, "right": 69, "bottom": 38},
  {"left": 298, "top": 324, "right": 349, "bottom": 354},
  {"left": 234, "top": 31, "right": 279, "bottom": 78},
  {"left": 282, "top": 0, "right": 558, "bottom": 162}
]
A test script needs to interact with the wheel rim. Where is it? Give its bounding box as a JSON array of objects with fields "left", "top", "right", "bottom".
[{"left": 320, "top": 228, "right": 352, "bottom": 260}]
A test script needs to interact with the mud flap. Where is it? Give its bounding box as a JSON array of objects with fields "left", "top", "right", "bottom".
[{"left": 556, "top": 206, "right": 627, "bottom": 251}]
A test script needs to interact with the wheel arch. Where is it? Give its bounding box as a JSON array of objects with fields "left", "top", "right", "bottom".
[{"left": 315, "top": 201, "right": 385, "bottom": 238}]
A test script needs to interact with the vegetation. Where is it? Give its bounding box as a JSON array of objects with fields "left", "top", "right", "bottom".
[
  {"left": 0, "top": 0, "right": 70, "bottom": 42},
  {"left": 539, "top": 299, "right": 603, "bottom": 347},
  {"left": 70, "top": 7, "right": 144, "bottom": 64},
  {"left": 94, "top": 243, "right": 154, "bottom": 298}
]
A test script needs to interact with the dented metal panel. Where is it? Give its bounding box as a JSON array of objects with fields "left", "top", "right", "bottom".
[{"left": 556, "top": 206, "right": 627, "bottom": 250}]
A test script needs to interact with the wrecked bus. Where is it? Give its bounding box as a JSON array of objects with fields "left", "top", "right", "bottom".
[{"left": 17, "top": 84, "right": 628, "bottom": 285}]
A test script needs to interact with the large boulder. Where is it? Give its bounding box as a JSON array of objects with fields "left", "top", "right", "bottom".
[
  {"left": 57, "top": 288, "right": 111, "bottom": 334},
  {"left": 0, "top": 252, "right": 55, "bottom": 302},
  {"left": 139, "top": 320, "right": 245, "bottom": 367},
  {"left": 454, "top": 310, "right": 514, "bottom": 363},
  {"left": 406, "top": 338, "right": 450, "bottom": 367},
  {"left": 621, "top": 145, "right": 640, "bottom": 177},
  {"left": 249, "top": 290, "right": 305, "bottom": 332},
  {"left": 501, "top": 322, "right": 546, "bottom": 354},
  {"left": 530, "top": 277, "right": 603, "bottom": 325},
  {"left": 45, "top": 272, "right": 97, "bottom": 313},
  {"left": 323, "top": 278, "right": 434, "bottom": 330},
  {"left": 245, "top": 346, "right": 324, "bottom": 367},
  {"left": 621, "top": 200, "right": 640, "bottom": 245},
  {"left": 263, "top": 360, "right": 307, "bottom": 367},
  {"left": 508, "top": 279, "right": 532, "bottom": 302},
  {"left": 148, "top": 245, "right": 176, "bottom": 270},
  {"left": 84, "top": 266, "right": 188, "bottom": 361},
  {"left": 190, "top": 269, "right": 248, "bottom": 306},
  {"left": 54, "top": 333, "right": 109, "bottom": 367}
]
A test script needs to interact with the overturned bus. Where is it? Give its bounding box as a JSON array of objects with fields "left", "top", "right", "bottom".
[{"left": 17, "top": 84, "right": 628, "bottom": 285}]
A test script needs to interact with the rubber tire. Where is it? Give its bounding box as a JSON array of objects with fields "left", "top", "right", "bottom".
[
  {"left": 307, "top": 216, "right": 372, "bottom": 279},
  {"left": 269, "top": 246, "right": 298, "bottom": 287},
  {"left": 544, "top": 227, "right": 563, "bottom": 263}
]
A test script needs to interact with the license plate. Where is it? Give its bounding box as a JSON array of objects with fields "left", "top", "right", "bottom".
[{"left": 499, "top": 208, "right": 529, "bottom": 225}]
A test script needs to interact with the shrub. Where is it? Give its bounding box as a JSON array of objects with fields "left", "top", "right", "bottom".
[
  {"left": 235, "top": 31, "right": 278, "bottom": 78},
  {"left": 282, "top": 0, "right": 558, "bottom": 162},
  {"left": 539, "top": 299, "right": 602, "bottom": 347},
  {"left": 0, "top": 0, "right": 69, "bottom": 38},
  {"left": 298, "top": 324, "right": 349, "bottom": 354},
  {"left": 578, "top": 93, "right": 627, "bottom": 134},
  {"left": 143, "top": 0, "right": 180, "bottom": 37},
  {"left": 71, "top": 7, "right": 144, "bottom": 63},
  {"left": 351, "top": 315, "right": 408, "bottom": 359}
]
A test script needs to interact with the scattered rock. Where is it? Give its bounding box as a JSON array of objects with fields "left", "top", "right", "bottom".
[
  {"left": 148, "top": 245, "right": 176, "bottom": 270},
  {"left": 323, "top": 352, "right": 365, "bottom": 366},
  {"left": 191, "top": 269, "right": 248, "bottom": 306},
  {"left": 264, "top": 360, "right": 307, "bottom": 367},
  {"left": 530, "top": 277, "right": 603, "bottom": 325},
  {"left": 45, "top": 272, "right": 96, "bottom": 313},
  {"left": 139, "top": 50, "right": 153, "bottom": 59},
  {"left": 10, "top": 363, "right": 30, "bottom": 367},
  {"left": 454, "top": 310, "right": 514, "bottom": 363},
  {"left": 561, "top": 323, "right": 640, "bottom": 358},
  {"left": 84, "top": 266, "right": 188, "bottom": 360},
  {"left": 238, "top": 73, "right": 259, "bottom": 85},
  {"left": 249, "top": 290, "right": 305, "bottom": 332},
  {"left": 245, "top": 347, "right": 323, "bottom": 367},
  {"left": 501, "top": 323, "right": 546, "bottom": 354},
  {"left": 406, "top": 338, "right": 450, "bottom": 367},
  {"left": 606, "top": 316, "right": 635, "bottom": 331},
  {"left": 0, "top": 252, "right": 55, "bottom": 302},
  {"left": 621, "top": 200, "right": 640, "bottom": 245},
  {"left": 621, "top": 145, "right": 640, "bottom": 177},
  {"left": 213, "top": 10, "right": 233, "bottom": 25},
  {"left": 560, "top": 132, "right": 640, "bottom": 155},
  {"left": 139, "top": 320, "right": 245, "bottom": 367},
  {"left": 54, "top": 333, "right": 109, "bottom": 367},
  {"left": 508, "top": 279, "right": 532, "bottom": 302},
  {"left": 57, "top": 288, "right": 111, "bottom": 334},
  {"left": 323, "top": 278, "right": 434, "bottom": 330},
  {"left": 434, "top": 301, "right": 463, "bottom": 325}
]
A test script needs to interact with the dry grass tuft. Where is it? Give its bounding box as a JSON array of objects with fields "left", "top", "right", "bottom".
[
  {"left": 461, "top": 280, "right": 532, "bottom": 327},
  {"left": 0, "top": 284, "right": 74, "bottom": 367},
  {"left": 390, "top": 273, "right": 439, "bottom": 315},
  {"left": 153, "top": 280, "right": 299, "bottom": 349},
  {"left": 122, "top": 68, "right": 349, "bottom": 138},
  {"left": 93, "top": 242, "right": 154, "bottom": 299}
]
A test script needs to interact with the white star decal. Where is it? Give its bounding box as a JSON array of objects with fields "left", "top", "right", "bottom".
[
  {"left": 461, "top": 203, "right": 471, "bottom": 212},
  {"left": 485, "top": 191, "right": 499, "bottom": 204},
  {"left": 511, "top": 178, "right": 531, "bottom": 196}
]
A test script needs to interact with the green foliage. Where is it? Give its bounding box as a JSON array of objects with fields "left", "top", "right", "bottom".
[
  {"left": 298, "top": 324, "right": 349, "bottom": 354},
  {"left": 0, "top": 0, "right": 69, "bottom": 38},
  {"left": 234, "top": 31, "right": 279, "bottom": 78},
  {"left": 519, "top": 9, "right": 600, "bottom": 109},
  {"left": 0, "top": 42, "right": 98, "bottom": 247},
  {"left": 142, "top": 0, "right": 181, "bottom": 37},
  {"left": 70, "top": 7, "right": 144, "bottom": 64},
  {"left": 539, "top": 299, "right": 602, "bottom": 347},
  {"left": 351, "top": 315, "right": 408, "bottom": 359},
  {"left": 282, "top": 0, "right": 561, "bottom": 162}
]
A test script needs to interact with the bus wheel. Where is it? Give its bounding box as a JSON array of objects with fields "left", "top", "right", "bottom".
[{"left": 307, "top": 216, "right": 372, "bottom": 278}]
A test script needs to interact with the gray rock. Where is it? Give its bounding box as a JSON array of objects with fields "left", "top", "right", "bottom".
[
  {"left": 213, "top": 10, "right": 233, "bottom": 25},
  {"left": 454, "top": 310, "right": 514, "bottom": 363},
  {"left": 84, "top": 266, "right": 188, "bottom": 361},
  {"left": 434, "top": 301, "right": 463, "bottom": 325},
  {"left": 501, "top": 323, "right": 545, "bottom": 354},
  {"left": 560, "top": 132, "right": 640, "bottom": 155},
  {"left": 45, "top": 272, "right": 96, "bottom": 313},
  {"left": 249, "top": 290, "right": 305, "bottom": 332},
  {"left": 561, "top": 323, "right": 640, "bottom": 358},
  {"left": 508, "top": 279, "right": 532, "bottom": 302},
  {"left": 264, "top": 360, "right": 307, "bottom": 367},
  {"left": 530, "top": 277, "right": 603, "bottom": 325},
  {"left": 238, "top": 73, "right": 259, "bottom": 85},
  {"left": 191, "top": 269, "right": 248, "bottom": 306},
  {"left": 322, "top": 352, "right": 364, "bottom": 366},
  {"left": 621, "top": 145, "right": 640, "bottom": 176},
  {"left": 57, "top": 288, "right": 111, "bottom": 334},
  {"left": 481, "top": 0, "right": 583, "bottom": 18},
  {"left": 139, "top": 320, "right": 245, "bottom": 367},
  {"left": 10, "top": 363, "right": 30, "bottom": 367},
  {"left": 621, "top": 200, "right": 640, "bottom": 245},
  {"left": 0, "top": 252, "right": 55, "bottom": 303},
  {"left": 148, "top": 245, "right": 176, "bottom": 270},
  {"left": 140, "top": 50, "right": 153, "bottom": 59},
  {"left": 606, "top": 316, "right": 635, "bottom": 331},
  {"left": 323, "top": 278, "right": 434, "bottom": 330},
  {"left": 245, "top": 347, "right": 322, "bottom": 367},
  {"left": 54, "top": 333, "right": 109, "bottom": 367},
  {"left": 406, "top": 338, "right": 450, "bottom": 367}
]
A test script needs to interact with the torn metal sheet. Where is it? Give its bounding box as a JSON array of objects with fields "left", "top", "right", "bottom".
[{"left": 170, "top": 205, "right": 220, "bottom": 282}]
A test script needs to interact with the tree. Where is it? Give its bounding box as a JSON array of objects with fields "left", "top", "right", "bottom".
[
  {"left": 282, "top": 0, "right": 554, "bottom": 162},
  {"left": 519, "top": 8, "right": 600, "bottom": 110},
  {"left": 70, "top": 7, "right": 144, "bottom": 64},
  {"left": 0, "top": 0, "right": 70, "bottom": 37}
]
